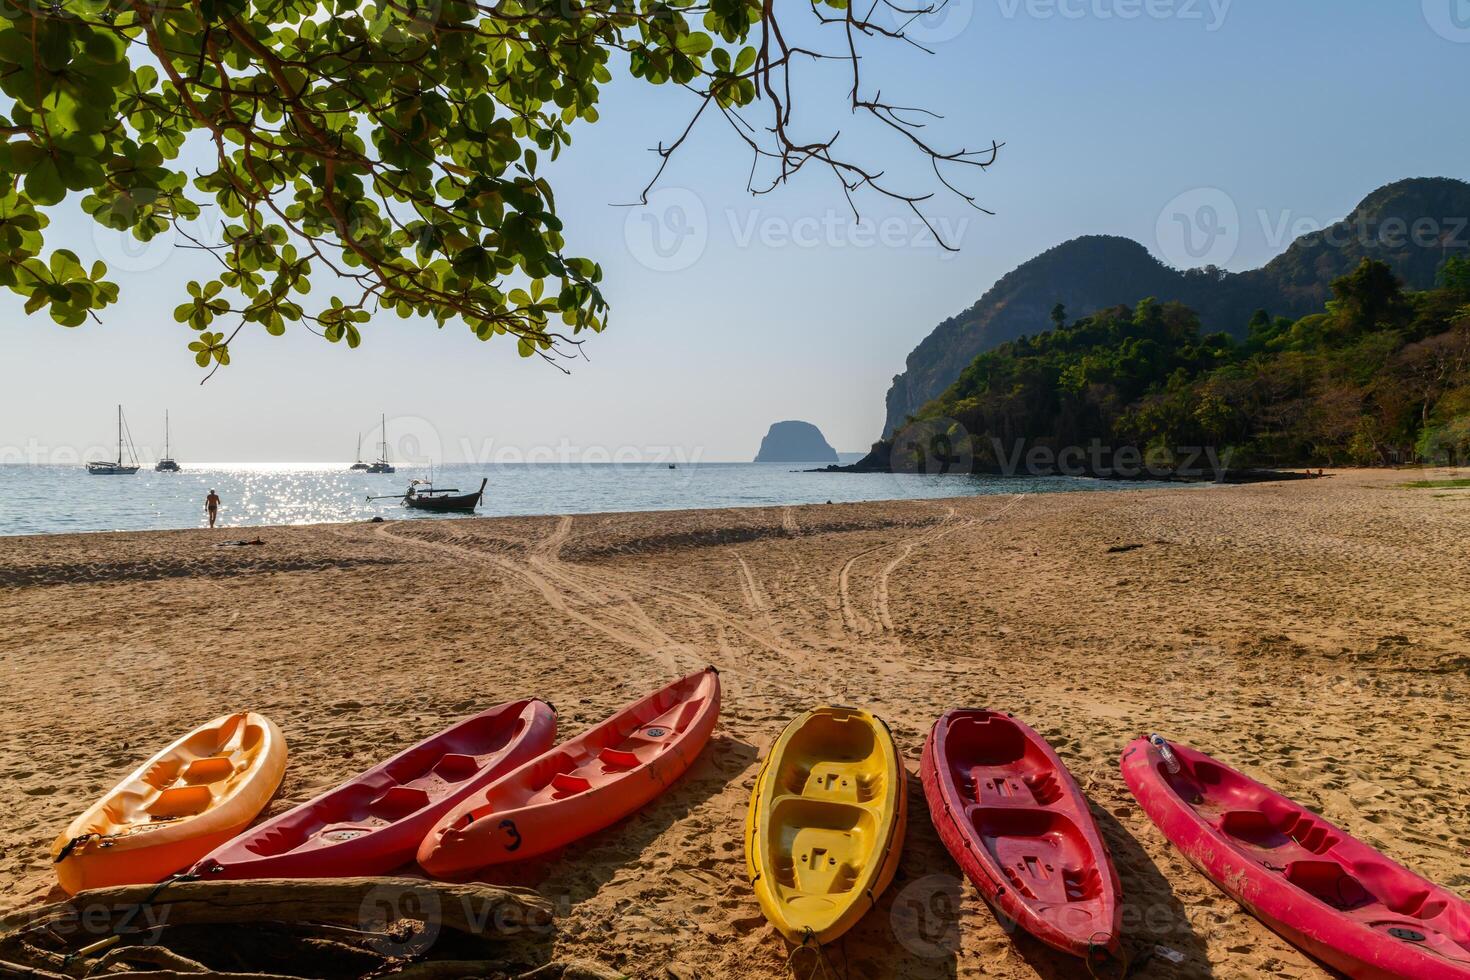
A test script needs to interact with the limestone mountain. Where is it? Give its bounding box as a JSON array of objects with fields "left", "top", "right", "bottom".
[{"left": 882, "top": 177, "right": 1470, "bottom": 436}]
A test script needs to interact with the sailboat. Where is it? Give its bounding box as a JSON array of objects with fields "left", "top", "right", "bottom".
[
  {"left": 87, "top": 405, "right": 140, "bottom": 475},
  {"left": 349, "top": 433, "right": 370, "bottom": 471},
  {"left": 155, "top": 411, "right": 180, "bottom": 472},
  {"left": 365, "top": 414, "right": 395, "bottom": 474}
]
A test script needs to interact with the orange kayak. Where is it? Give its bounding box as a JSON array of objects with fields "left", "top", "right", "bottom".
[
  {"left": 52, "top": 712, "right": 287, "bottom": 894},
  {"left": 418, "top": 668, "right": 720, "bottom": 877}
]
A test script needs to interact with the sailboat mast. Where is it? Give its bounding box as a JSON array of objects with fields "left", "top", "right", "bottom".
[
  {"left": 164, "top": 411, "right": 170, "bottom": 458},
  {"left": 380, "top": 413, "right": 388, "bottom": 462},
  {"left": 117, "top": 404, "right": 123, "bottom": 465}
]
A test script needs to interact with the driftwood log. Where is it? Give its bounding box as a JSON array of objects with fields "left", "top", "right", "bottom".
[{"left": 0, "top": 877, "right": 559, "bottom": 980}]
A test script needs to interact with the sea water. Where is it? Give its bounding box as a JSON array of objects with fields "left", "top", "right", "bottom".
[{"left": 0, "top": 461, "right": 1157, "bottom": 536}]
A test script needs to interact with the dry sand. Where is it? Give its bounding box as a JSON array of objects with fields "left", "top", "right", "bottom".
[{"left": 2, "top": 468, "right": 1468, "bottom": 978}]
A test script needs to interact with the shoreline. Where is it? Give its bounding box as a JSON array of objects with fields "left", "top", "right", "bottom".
[
  {"left": 0, "top": 469, "right": 1209, "bottom": 542},
  {"left": 3, "top": 468, "right": 1468, "bottom": 978}
]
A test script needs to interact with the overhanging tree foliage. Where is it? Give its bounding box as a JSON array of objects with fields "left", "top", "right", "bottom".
[{"left": 0, "top": 0, "right": 996, "bottom": 375}]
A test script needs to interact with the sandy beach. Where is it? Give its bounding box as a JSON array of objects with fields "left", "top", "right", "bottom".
[{"left": 3, "top": 469, "right": 1469, "bottom": 978}]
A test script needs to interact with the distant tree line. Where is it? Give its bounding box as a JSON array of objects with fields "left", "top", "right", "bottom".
[{"left": 909, "top": 256, "right": 1470, "bottom": 469}]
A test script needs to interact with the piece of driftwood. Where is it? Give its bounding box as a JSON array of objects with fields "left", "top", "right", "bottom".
[
  {"left": 87, "top": 945, "right": 211, "bottom": 974},
  {"left": 3, "top": 878, "right": 551, "bottom": 941},
  {"left": 0, "top": 878, "right": 556, "bottom": 980}
]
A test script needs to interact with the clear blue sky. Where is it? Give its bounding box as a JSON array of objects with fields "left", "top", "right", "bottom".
[{"left": 2, "top": 2, "right": 1466, "bottom": 464}]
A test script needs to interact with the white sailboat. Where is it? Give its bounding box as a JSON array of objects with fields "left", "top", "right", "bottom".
[
  {"left": 87, "top": 405, "right": 140, "bottom": 475},
  {"left": 155, "top": 410, "right": 180, "bottom": 472},
  {"left": 349, "top": 433, "right": 370, "bottom": 471},
  {"left": 365, "top": 414, "right": 395, "bottom": 474}
]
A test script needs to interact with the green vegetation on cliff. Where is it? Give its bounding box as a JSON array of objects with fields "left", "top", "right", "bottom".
[
  {"left": 882, "top": 178, "right": 1470, "bottom": 438},
  {"left": 909, "top": 256, "right": 1470, "bottom": 469}
]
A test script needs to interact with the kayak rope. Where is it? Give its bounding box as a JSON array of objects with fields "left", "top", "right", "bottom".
[
  {"left": 53, "top": 833, "right": 101, "bottom": 863},
  {"left": 1084, "top": 935, "right": 1132, "bottom": 980},
  {"left": 787, "top": 929, "right": 837, "bottom": 980}
]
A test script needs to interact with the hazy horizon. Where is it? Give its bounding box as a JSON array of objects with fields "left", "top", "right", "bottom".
[{"left": 3, "top": 3, "right": 1467, "bottom": 464}]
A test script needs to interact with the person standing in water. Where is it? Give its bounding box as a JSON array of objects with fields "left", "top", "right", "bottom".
[{"left": 205, "top": 489, "right": 221, "bottom": 528}]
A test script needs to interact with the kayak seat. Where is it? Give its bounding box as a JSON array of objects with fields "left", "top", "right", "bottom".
[
  {"left": 1355, "top": 862, "right": 1449, "bottom": 919},
  {"left": 146, "top": 785, "right": 215, "bottom": 819},
  {"left": 972, "top": 770, "right": 1063, "bottom": 807},
  {"left": 974, "top": 774, "right": 1028, "bottom": 804},
  {"left": 598, "top": 748, "right": 641, "bottom": 772},
  {"left": 1221, "top": 809, "right": 1341, "bottom": 856},
  {"left": 432, "top": 754, "right": 481, "bottom": 782},
  {"left": 802, "top": 762, "right": 871, "bottom": 803},
  {"left": 767, "top": 797, "right": 876, "bottom": 895},
  {"left": 974, "top": 806, "right": 1091, "bottom": 908},
  {"left": 367, "top": 786, "right": 430, "bottom": 821},
  {"left": 550, "top": 773, "right": 593, "bottom": 798},
  {"left": 1284, "top": 860, "right": 1374, "bottom": 911},
  {"left": 182, "top": 757, "right": 237, "bottom": 785},
  {"left": 669, "top": 698, "right": 705, "bottom": 732},
  {"left": 791, "top": 831, "right": 861, "bottom": 895},
  {"left": 1220, "top": 810, "right": 1292, "bottom": 849}
]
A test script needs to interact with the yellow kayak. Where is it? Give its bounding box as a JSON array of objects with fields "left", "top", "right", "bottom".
[
  {"left": 52, "top": 712, "right": 286, "bottom": 894},
  {"left": 745, "top": 706, "right": 907, "bottom": 946}
]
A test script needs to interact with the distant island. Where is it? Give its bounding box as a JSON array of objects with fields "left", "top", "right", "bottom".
[{"left": 754, "top": 421, "right": 839, "bottom": 463}]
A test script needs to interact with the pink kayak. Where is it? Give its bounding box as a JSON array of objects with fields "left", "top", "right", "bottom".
[
  {"left": 1122, "top": 736, "right": 1470, "bottom": 978},
  {"left": 193, "top": 700, "right": 556, "bottom": 879}
]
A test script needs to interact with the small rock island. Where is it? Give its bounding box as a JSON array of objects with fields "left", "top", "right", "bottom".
[{"left": 754, "top": 421, "right": 839, "bottom": 463}]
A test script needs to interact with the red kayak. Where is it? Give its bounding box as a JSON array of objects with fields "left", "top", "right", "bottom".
[
  {"left": 419, "top": 667, "right": 720, "bottom": 877},
  {"left": 921, "top": 709, "right": 1122, "bottom": 959},
  {"left": 192, "top": 700, "right": 556, "bottom": 879},
  {"left": 1122, "top": 735, "right": 1470, "bottom": 979}
]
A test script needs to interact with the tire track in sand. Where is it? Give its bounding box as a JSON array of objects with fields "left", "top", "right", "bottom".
[
  {"left": 370, "top": 520, "right": 684, "bottom": 673},
  {"left": 733, "top": 553, "right": 766, "bottom": 613},
  {"left": 872, "top": 507, "right": 960, "bottom": 632}
]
